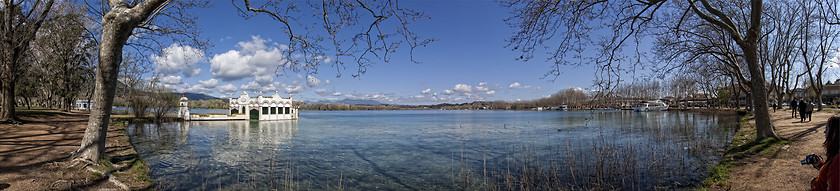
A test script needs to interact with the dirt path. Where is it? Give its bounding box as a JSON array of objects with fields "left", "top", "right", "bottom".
[
  {"left": 0, "top": 110, "right": 142, "bottom": 190},
  {"left": 726, "top": 109, "right": 834, "bottom": 190}
]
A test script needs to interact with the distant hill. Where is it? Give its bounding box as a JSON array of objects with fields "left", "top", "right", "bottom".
[
  {"left": 175, "top": 92, "right": 220, "bottom": 100},
  {"left": 311, "top": 98, "right": 386, "bottom": 105}
]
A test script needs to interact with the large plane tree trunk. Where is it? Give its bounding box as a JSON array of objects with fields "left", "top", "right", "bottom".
[
  {"left": 76, "top": 0, "right": 166, "bottom": 163},
  {"left": 744, "top": 44, "right": 778, "bottom": 140},
  {"left": 741, "top": 0, "right": 778, "bottom": 140},
  {"left": 691, "top": 0, "right": 778, "bottom": 140}
]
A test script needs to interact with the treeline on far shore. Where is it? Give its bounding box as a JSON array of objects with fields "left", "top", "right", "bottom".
[{"left": 189, "top": 88, "right": 639, "bottom": 111}]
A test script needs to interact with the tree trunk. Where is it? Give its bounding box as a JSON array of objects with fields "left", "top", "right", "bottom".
[
  {"left": 0, "top": 74, "right": 14, "bottom": 121},
  {"left": 76, "top": 0, "right": 166, "bottom": 163},
  {"left": 1, "top": 28, "right": 18, "bottom": 121},
  {"left": 817, "top": 93, "right": 824, "bottom": 111},
  {"left": 76, "top": 22, "right": 126, "bottom": 162},
  {"left": 741, "top": 0, "right": 778, "bottom": 140},
  {"left": 743, "top": 43, "right": 778, "bottom": 140},
  {"left": 77, "top": 17, "right": 133, "bottom": 162}
]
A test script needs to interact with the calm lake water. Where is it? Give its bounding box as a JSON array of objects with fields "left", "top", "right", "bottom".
[{"left": 127, "top": 110, "right": 738, "bottom": 190}]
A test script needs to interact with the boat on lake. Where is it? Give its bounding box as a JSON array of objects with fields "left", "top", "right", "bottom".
[{"left": 633, "top": 101, "right": 668, "bottom": 112}]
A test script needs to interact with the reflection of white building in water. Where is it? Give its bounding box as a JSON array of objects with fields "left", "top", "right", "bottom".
[
  {"left": 178, "top": 91, "right": 299, "bottom": 121},
  {"left": 196, "top": 120, "right": 299, "bottom": 166}
]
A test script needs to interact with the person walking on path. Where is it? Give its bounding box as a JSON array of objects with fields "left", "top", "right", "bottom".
[
  {"left": 792, "top": 99, "right": 799, "bottom": 118},
  {"left": 800, "top": 100, "right": 809, "bottom": 123},
  {"left": 808, "top": 116, "right": 840, "bottom": 190}
]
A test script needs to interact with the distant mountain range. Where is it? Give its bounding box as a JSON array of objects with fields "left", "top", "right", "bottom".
[
  {"left": 310, "top": 98, "right": 387, "bottom": 105},
  {"left": 175, "top": 92, "right": 220, "bottom": 100}
]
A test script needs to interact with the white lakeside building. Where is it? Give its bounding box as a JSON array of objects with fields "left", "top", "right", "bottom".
[{"left": 178, "top": 91, "right": 299, "bottom": 121}]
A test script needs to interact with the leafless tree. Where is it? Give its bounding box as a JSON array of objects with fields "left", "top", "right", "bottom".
[
  {"left": 0, "top": 0, "right": 55, "bottom": 122},
  {"left": 799, "top": 0, "right": 840, "bottom": 111},
  {"left": 233, "top": 0, "right": 435, "bottom": 77},
  {"left": 76, "top": 0, "right": 433, "bottom": 163},
  {"left": 119, "top": 53, "right": 153, "bottom": 118},
  {"left": 76, "top": 0, "right": 210, "bottom": 163},
  {"left": 147, "top": 78, "right": 177, "bottom": 121},
  {"left": 761, "top": 1, "right": 801, "bottom": 107},
  {"left": 502, "top": 0, "right": 779, "bottom": 139},
  {"left": 33, "top": 4, "right": 96, "bottom": 112}
]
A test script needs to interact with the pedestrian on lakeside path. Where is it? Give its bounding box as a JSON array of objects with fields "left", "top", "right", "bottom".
[
  {"left": 792, "top": 100, "right": 799, "bottom": 118},
  {"left": 800, "top": 100, "right": 809, "bottom": 123},
  {"left": 808, "top": 116, "right": 840, "bottom": 191}
]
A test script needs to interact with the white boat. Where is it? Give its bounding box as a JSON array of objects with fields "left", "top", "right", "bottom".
[{"left": 633, "top": 101, "right": 668, "bottom": 112}]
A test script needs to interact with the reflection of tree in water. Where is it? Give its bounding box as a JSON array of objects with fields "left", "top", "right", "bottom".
[{"left": 131, "top": 122, "right": 183, "bottom": 154}]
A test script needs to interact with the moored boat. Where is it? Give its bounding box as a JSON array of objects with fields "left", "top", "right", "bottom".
[{"left": 633, "top": 101, "right": 668, "bottom": 112}]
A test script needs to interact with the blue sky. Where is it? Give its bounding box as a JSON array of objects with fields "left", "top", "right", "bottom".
[{"left": 151, "top": 1, "right": 597, "bottom": 105}]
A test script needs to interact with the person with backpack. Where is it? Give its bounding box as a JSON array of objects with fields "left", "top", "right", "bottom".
[{"left": 801, "top": 100, "right": 809, "bottom": 123}]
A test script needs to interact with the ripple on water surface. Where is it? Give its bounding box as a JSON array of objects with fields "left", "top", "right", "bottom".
[{"left": 127, "top": 110, "right": 738, "bottom": 190}]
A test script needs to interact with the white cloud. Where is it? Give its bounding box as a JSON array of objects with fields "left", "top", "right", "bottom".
[
  {"left": 239, "top": 81, "right": 261, "bottom": 92},
  {"left": 285, "top": 85, "right": 305, "bottom": 94},
  {"left": 186, "top": 84, "right": 214, "bottom": 95},
  {"left": 217, "top": 84, "right": 237, "bottom": 93},
  {"left": 344, "top": 93, "right": 395, "bottom": 103},
  {"left": 210, "top": 50, "right": 254, "bottom": 81},
  {"left": 509, "top": 82, "right": 534, "bottom": 89},
  {"left": 210, "top": 35, "right": 287, "bottom": 82},
  {"left": 421, "top": 88, "right": 432, "bottom": 94},
  {"left": 307, "top": 75, "right": 322, "bottom": 87},
  {"left": 439, "top": 82, "right": 496, "bottom": 99},
  {"left": 315, "top": 88, "right": 341, "bottom": 96},
  {"left": 476, "top": 82, "right": 489, "bottom": 91},
  {"left": 315, "top": 89, "right": 331, "bottom": 95},
  {"left": 198, "top": 79, "right": 219, "bottom": 88},
  {"left": 453, "top": 84, "right": 472, "bottom": 93},
  {"left": 152, "top": 43, "right": 205, "bottom": 77},
  {"left": 829, "top": 48, "right": 840, "bottom": 68},
  {"left": 238, "top": 80, "right": 305, "bottom": 95},
  {"left": 238, "top": 36, "right": 269, "bottom": 55},
  {"left": 255, "top": 75, "right": 274, "bottom": 85},
  {"left": 159, "top": 75, "right": 182, "bottom": 84}
]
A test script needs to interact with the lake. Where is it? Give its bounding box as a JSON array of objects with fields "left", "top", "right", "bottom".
[{"left": 127, "top": 110, "right": 738, "bottom": 190}]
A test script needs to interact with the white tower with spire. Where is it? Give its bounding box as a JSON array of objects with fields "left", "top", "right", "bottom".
[{"left": 178, "top": 94, "right": 190, "bottom": 120}]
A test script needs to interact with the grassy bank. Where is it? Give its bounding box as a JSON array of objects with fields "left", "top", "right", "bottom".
[
  {"left": 102, "top": 117, "right": 154, "bottom": 190},
  {"left": 699, "top": 110, "right": 790, "bottom": 190}
]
